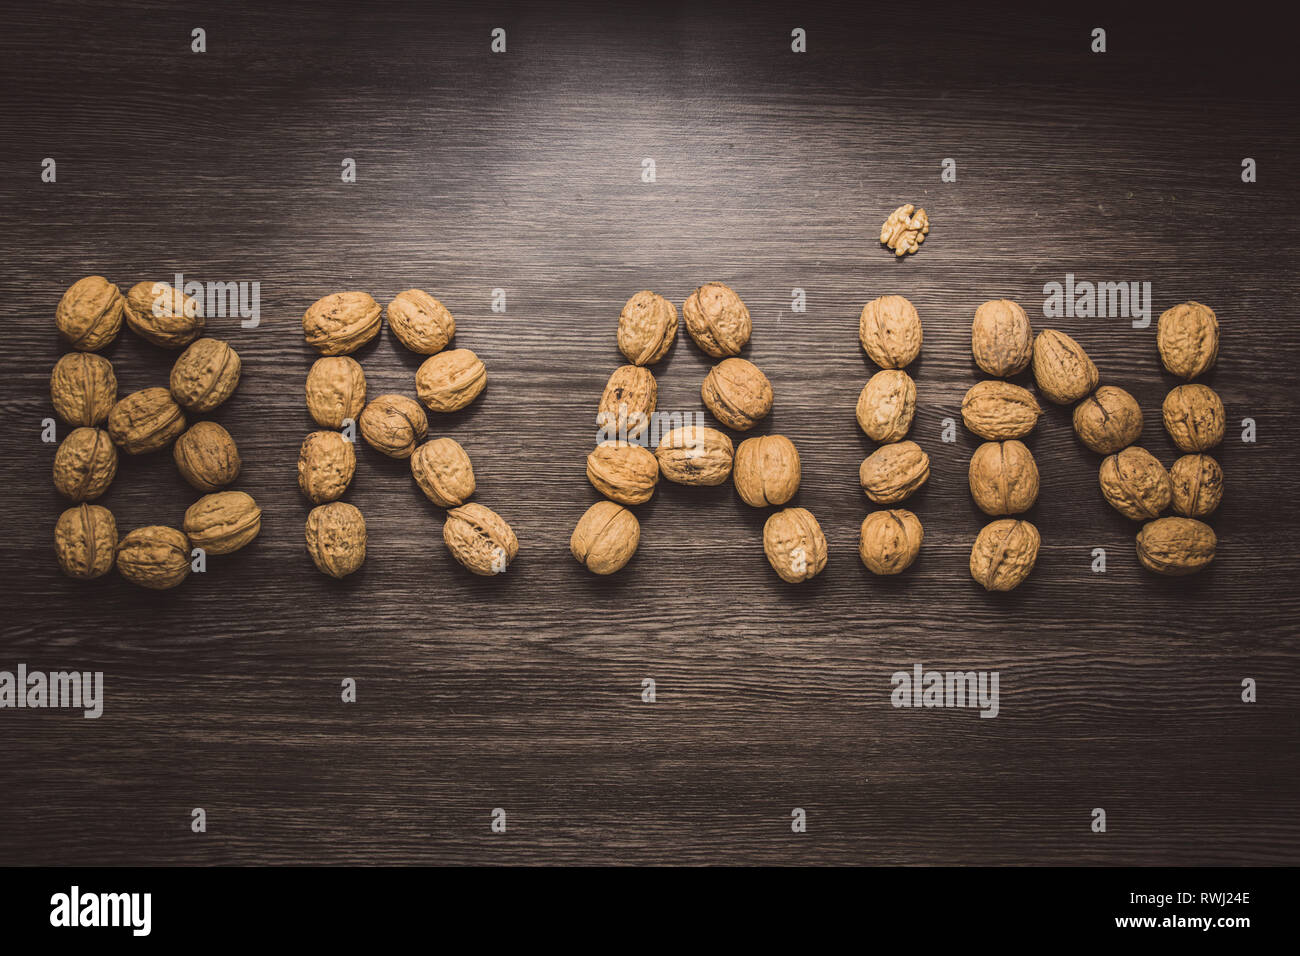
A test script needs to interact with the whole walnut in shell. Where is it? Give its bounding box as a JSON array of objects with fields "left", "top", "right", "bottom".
[
  {"left": 411, "top": 437, "right": 475, "bottom": 507},
  {"left": 859, "top": 440, "right": 929, "bottom": 504},
  {"left": 1157, "top": 301, "right": 1218, "bottom": 380},
  {"left": 1169, "top": 454, "right": 1223, "bottom": 518},
  {"left": 53, "top": 427, "right": 117, "bottom": 501},
  {"left": 1136, "top": 517, "right": 1216, "bottom": 576},
  {"left": 1072, "top": 386, "right": 1143, "bottom": 454},
  {"left": 618, "top": 290, "right": 678, "bottom": 366},
  {"left": 444, "top": 502, "right": 519, "bottom": 576},
  {"left": 859, "top": 295, "right": 922, "bottom": 369},
  {"left": 961, "top": 380, "right": 1042, "bottom": 440},
  {"left": 655, "top": 425, "right": 734, "bottom": 486},
  {"left": 305, "top": 501, "right": 366, "bottom": 578},
  {"left": 971, "top": 299, "right": 1033, "bottom": 377},
  {"left": 54, "top": 503, "right": 117, "bottom": 580},
  {"left": 386, "top": 289, "right": 455, "bottom": 355},
  {"left": 1032, "top": 329, "right": 1099, "bottom": 405},
  {"left": 968, "top": 440, "right": 1039, "bottom": 516},
  {"left": 303, "top": 291, "right": 382, "bottom": 356},
  {"left": 701, "top": 357, "right": 773, "bottom": 431},
  {"left": 123, "top": 281, "right": 204, "bottom": 348},
  {"left": 107, "top": 387, "right": 186, "bottom": 454},
  {"left": 305, "top": 356, "right": 366, "bottom": 428},
  {"left": 415, "top": 348, "right": 487, "bottom": 413},
  {"left": 970, "top": 519, "right": 1040, "bottom": 592},
  {"left": 859, "top": 509, "right": 923, "bottom": 575},
  {"left": 1098, "top": 446, "right": 1172, "bottom": 521},
  {"left": 570, "top": 500, "right": 640, "bottom": 575},
  {"left": 586, "top": 441, "right": 659, "bottom": 506},
  {"left": 298, "top": 430, "right": 356, "bottom": 504},
  {"left": 763, "top": 507, "right": 828, "bottom": 583},
  {"left": 170, "top": 338, "right": 241, "bottom": 412},
  {"left": 173, "top": 421, "right": 240, "bottom": 492},
  {"left": 183, "top": 491, "right": 262, "bottom": 555},
  {"left": 682, "top": 282, "right": 751, "bottom": 358},
  {"left": 856, "top": 369, "right": 916, "bottom": 443},
  {"left": 733, "top": 435, "right": 800, "bottom": 507},
  {"left": 359, "top": 394, "right": 428, "bottom": 459},
  {"left": 1163, "top": 384, "right": 1224, "bottom": 452},
  {"left": 117, "top": 525, "right": 191, "bottom": 589},
  {"left": 50, "top": 353, "right": 117, "bottom": 426},
  {"left": 55, "top": 276, "right": 123, "bottom": 351},
  {"left": 598, "top": 365, "right": 657, "bottom": 442}
]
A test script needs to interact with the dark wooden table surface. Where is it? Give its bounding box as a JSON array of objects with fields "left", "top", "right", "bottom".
[{"left": 1, "top": 1, "right": 1297, "bottom": 866}]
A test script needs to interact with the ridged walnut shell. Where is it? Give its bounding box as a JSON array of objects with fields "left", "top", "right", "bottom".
[
  {"left": 859, "top": 295, "right": 922, "bottom": 369},
  {"left": 184, "top": 491, "right": 262, "bottom": 555},
  {"left": 173, "top": 421, "right": 240, "bottom": 492},
  {"left": 618, "top": 290, "right": 678, "bottom": 366},
  {"left": 971, "top": 299, "right": 1033, "bottom": 377},
  {"left": 733, "top": 434, "right": 800, "bottom": 507},
  {"left": 586, "top": 441, "right": 659, "bottom": 506},
  {"left": 1073, "top": 386, "right": 1143, "bottom": 454},
  {"left": 970, "top": 519, "right": 1040, "bottom": 591},
  {"left": 655, "top": 425, "right": 734, "bottom": 486},
  {"left": 55, "top": 503, "right": 117, "bottom": 580},
  {"left": 1162, "top": 384, "right": 1225, "bottom": 452},
  {"left": 682, "top": 283, "right": 751, "bottom": 358},
  {"left": 598, "top": 365, "right": 657, "bottom": 442},
  {"left": 859, "top": 440, "right": 929, "bottom": 504},
  {"left": 415, "top": 348, "right": 487, "bottom": 413},
  {"left": 107, "top": 387, "right": 187, "bottom": 454},
  {"left": 55, "top": 276, "right": 123, "bottom": 351},
  {"left": 1032, "top": 329, "right": 1099, "bottom": 404},
  {"left": 1136, "top": 517, "right": 1216, "bottom": 576},
  {"left": 305, "top": 356, "right": 366, "bottom": 428},
  {"left": 302, "top": 291, "right": 382, "bottom": 356},
  {"left": 117, "top": 525, "right": 191, "bottom": 589},
  {"left": 444, "top": 503, "right": 519, "bottom": 576},
  {"left": 1157, "top": 301, "right": 1219, "bottom": 380},
  {"left": 387, "top": 289, "right": 455, "bottom": 355},
  {"left": 570, "top": 500, "right": 640, "bottom": 575},
  {"left": 859, "top": 509, "right": 923, "bottom": 575},
  {"left": 123, "top": 281, "right": 204, "bottom": 348},
  {"left": 359, "top": 394, "right": 428, "bottom": 459},
  {"left": 856, "top": 369, "right": 916, "bottom": 443},
  {"left": 298, "top": 430, "right": 356, "bottom": 504},
  {"left": 763, "top": 507, "right": 828, "bottom": 583},
  {"left": 411, "top": 438, "right": 475, "bottom": 507},
  {"left": 170, "top": 338, "right": 241, "bottom": 412},
  {"left": 701, "top": 357, "right": 773, "bottom": 431},
  {"left": 1170, "top": 454, "right": 1223, "bottom": 518},
  {"left": 961, "top": 380, "right": 1042, "bottom": 440},
  {"left": 53, "top": 427, "right": 117, "bottom": 501},
  {"left": 50, "top": 353, "right": 117, "bottom": 426},
  {"left": 305, "top": 501, "right": 366, "bottom": 578},
  {"left": 968, "top": 440, "right": 1039, "bottom": 516},
  {"left": 1099, "top": 446, "right": 1172, "bottom": 521}
]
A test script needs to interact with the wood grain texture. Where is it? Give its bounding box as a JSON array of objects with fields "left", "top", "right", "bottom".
[{"left": 1, "top": 0, "right": 1298, "bottom": 865}]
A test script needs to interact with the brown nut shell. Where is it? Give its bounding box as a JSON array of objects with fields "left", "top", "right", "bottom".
[
  {"left": 169, "top": 337, "right": 241, "bottom": 412},
  {"left": 298, "top": 430, "right": 356, "bottom": 504},
  {"left": 386, "top": 289, "right": 455, "bottom": 355},
  {"left": 859, "top": 440, "right": 929, "bottom": 504},
  {"left": 968, "top": 440, "right": 1039, "bottom": 516},
  {"left": 305, "top": 356, "right": 367, "bottom": 429},
  {"left": 586, "top": 441, "right": 659, "bottom": 506},
  {"left": 107, "top": 387, "right": 187, "bottom": 454},
  {"left": 302, "top": 291, "right": 382, "bottom": 356},
  {"left": 123, "top": 281, "right": 204, "bottom": 348},
  {"left": 1162, "top": 384, "right": 1225, "bottom": 452},
  {"left": 415, "top": 348, "right": 487, "bottom": 413},
  {"left": 183, "top": 490, "right": 262, "bottom": 555},
  {"left": 1098, "top": 446, "right": 1172, "bottom": 521},
  {"left": 52, "top": 427, "right": 117, "bottom": 501},
  {"left": 682, "top": 283, "right": 751, "bottom": 358},
  {"left": 598, "top": 365, "right": 657, "bottom": 442},
  {"left": 733, "top": 434, "right": 801, "bottom": 508},
  {"left": 1169, "top": 454, "right": 1223, "bottom": 518},
  {"left": 655, "top": 425, "right": 734, "bottom": 486},
  {"left": 116, "top": 525, "right": 191, "bottom": 589},
  {"left": 859, "top": 509, "right": 923, "bottom": 575},
  {"left": 856, "top": 369, "right": 916, "bottom": 443},
  {"left": 570, "top": 500, "right": 640, "bottom": 575},
  {"left": 1157, "top": 301, "right": 1219, "bottom": 380},
  {"left": 411, "top": 437, "right": 475, "bottom": 507},
  {"left": 359, "top": 394, "right": 428, "bottom": 459},
  {"left": 54, "top": 503, "right": 118, "bottom": 580},
  {"left": 305, "top": 501, "right": 366, "bottom": 578},
  {"left": 1136, "top": 517, "right": 1216, "bottom": 575},
  {"left": 971, "top": 299, "right": 1033, "bottom": 377},
  {"left": 1073, "top": 386, "right": 1143, "bottom": 454},
  {"left": 50, "top": 353, "right": 117, "bottom": 426},
  {"left": 701, "top": 357, "right": 773, "bottom": 431},
  {"left": 859, "top": 295, "right": 922, "bottom": 369},
  {"left": 1032, "top": 329, "right": 1099, "bottom": 404},
  {"left": 55, "top": 276, "right": 124, "bottom": 351},
  {"left": 618, "top": 290, "right": 678, "bottom": 366},
  {"left": 443, "top": 502, "right": 518, "bottom": 576},
  {"left": 173, "top": 421, "right": 241, "bottom": 492},
  {"left": 763, "top": 507, "right": 828, "bottom": 583},
  {"left": 969, "top": 519, "right": 1040, "bottom": 591},
  {"left": 961, "top": 380, "right": 1043, "bottom": 440}
]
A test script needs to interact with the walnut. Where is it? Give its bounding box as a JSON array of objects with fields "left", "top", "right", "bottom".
[
  {"left": 961, "top": 380, "right": 1042, "bottom": 440},
  {"left": 55, "top": 276, "right": 123, "bottom": 351},
  {"left": 859, "top": 295, "right": 922, "bottom": 369},
  {"left": 1136, "top": 517, "right": 1216, "bottom": 575},
  {"left": 1162, "top": 384, "right": 1225, "bottom": 452},
  {"left": 52, "top": 427, "right": 117, "bottom": 501},
  {"left": 971, "top": 299, "right": 1033, "bottom": 377},
  {"left": 50, "top": 352, "right": 117, "bottom": 426},
  {"left": 358, "top": 394, "right": 428, "bottom": 458},
  {"left": 116, "top": 525, "right": 191, "bottom": 589},
  {"left": 386, "top": 289, "right": 455, "bottom": 355},
  {"left": 302, "top": 291, "right": 382, "bottom": 355},
  {"left": 305, "top": 501, "right": 366, "bottom": 578},
  {"left": 586, "top": 440, "right": 659, "bottom": 506},
  {"left": 701, "top": 357, "right": 773, "bottom": 431},
  {"left": 655, "top": 425, "right": 734, "bottom": 486},
  {"left": 305, "top": 356, "right": 367, "bottom": 429},
  {"left": 968, "top": 440, "right": 1039, "bottom": 516},
  {"left": 169, "top": 337, "right": 241, "bottom": 412},
  {"left": 859, "top": 509, "right": 923, "bottom": 575},
  {"left": 298, "top": 430, "right": 356, "bottom": 504},
  {"left": 618, "top": 291, "right": 678, "bottom": 366},
  {"left": 410, "top": 437, "right": 475, "bottom": 507},
  {"left": 570, "top": 500, "right": 640, "bottom": 575},
  {"left": 1032, "top": 329, "right": 1099, "bottom": 404},
  {"left": 1098, "top": 446, "right": 1172, "bottom": 521},
  {"left": 763, "top": 507, "right": 828, "bottom": 583},
  {"left": 970, "top": 519, "right": 1040, "bottom": 591},
  {"left": 1169, "top": 454, "right": 1223, "bottom": 518},
  {"left": 598, "top": 365, "right": 657, "bottom": 442},
  {"left": 1157, "top": 301, "right": 1218, "bottom": 380},
  {"left": 443, "top": 502, "right": 518, "bottom": 575},
  {"left": 173, "top": 421, "right": 240, "bottom": 492},
  {"left": 880, "top": 203, "right": 929, "bottom": 257},
  {"left": 733, "top": 434, "right": 801, "bottom": 507},
  {"left": 183, "top": 491, "right": 262, "bottom": 555},
  {"left": 415, "top": 348, "right": 487, "bottom": 413},
  {"left": 856, "top": 369, "right": 916, "bottom": 443},
  {"left": 682, "top": 282, "right": 751, "bottom": 358},
  {"left": 1072, "top": 385, "right": 1143, "bottom": 454},
  {"left": 859, "top": 440, "right": 929, "bottom": 504},
  {"left": 123, "top": 281, "right": 204, "bottom": 348},
  {"left": 54, "top": 503, "right": 117, "bottom": 580},
  {"left": 107, "top": 387, "right": 187, "bottom": 454}
]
